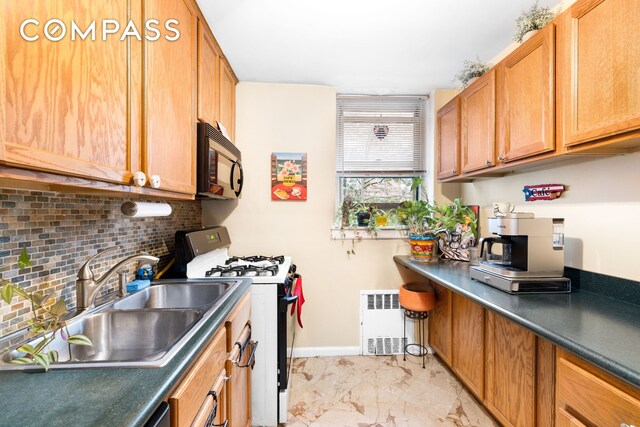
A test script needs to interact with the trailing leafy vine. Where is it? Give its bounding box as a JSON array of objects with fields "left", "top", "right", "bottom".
[{"left": 1, "top": 248, "right": 92, "bottom": 370}]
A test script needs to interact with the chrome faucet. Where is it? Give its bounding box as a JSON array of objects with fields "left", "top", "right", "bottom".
[{"left": 76, "top": 247, "right": 159, "bottom": 311}]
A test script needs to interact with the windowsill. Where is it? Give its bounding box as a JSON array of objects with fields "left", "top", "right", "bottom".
[{"left": 330, "top": 226, "right": 408, "bottom": 240}]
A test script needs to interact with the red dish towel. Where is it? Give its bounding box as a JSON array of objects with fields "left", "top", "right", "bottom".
[{"left": 290, "top": 274, "right": 305, "bottom": 328}]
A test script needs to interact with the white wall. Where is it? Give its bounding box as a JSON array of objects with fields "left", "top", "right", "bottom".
[
  {"left": 458, "top": 151, "right": 640, "bottom": 282},
  {"left": 202, "top": 83, "right": 412, "bottom": 350}
]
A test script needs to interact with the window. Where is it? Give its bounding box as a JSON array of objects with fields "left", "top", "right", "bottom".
[{"left": 336, "top": 95, "right": 428, "bottom": 227}]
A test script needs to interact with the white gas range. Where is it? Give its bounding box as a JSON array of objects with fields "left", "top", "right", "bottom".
[{"left": 170, "top": 226, "right": 297, "bottom": 426}]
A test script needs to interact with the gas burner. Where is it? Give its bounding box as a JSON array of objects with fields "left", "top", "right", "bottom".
[
  {"left": 225, "top": 255, "right": 285, "bottom": 265},
  {"left": 257, "top": 265, "right": 279, "bottom": 277},
  {"left": 205, "top": 264, "right": 279, "bottom": 278}
]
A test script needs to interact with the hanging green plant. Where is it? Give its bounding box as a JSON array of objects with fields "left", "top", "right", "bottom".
[
  {"left": 514, "top": 2, "right": 555, "bottom": 43},
  {"left": 1, "top": 248, "right": 92, "bottom": 370}
]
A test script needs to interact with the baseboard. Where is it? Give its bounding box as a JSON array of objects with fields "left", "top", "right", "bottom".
[{"left": 291, "top": 346, "right": 361, "bottom": 357}]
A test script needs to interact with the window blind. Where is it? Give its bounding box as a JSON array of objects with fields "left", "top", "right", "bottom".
[{"left": 336, "top": 95, "right": 427, "bottom": 175}]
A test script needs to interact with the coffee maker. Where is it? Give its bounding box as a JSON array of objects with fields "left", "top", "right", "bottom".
[{"left": 469, "top": 212, "right": 571, "bottom": 293}]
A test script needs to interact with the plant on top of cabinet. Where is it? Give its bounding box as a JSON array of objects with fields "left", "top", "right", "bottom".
[
  {"left": 513, "top": 1, "right": 555, "bottom": 43},
  {"left": 1, "top": 249, "right": 92, "bottom": 370},
  {"left": 454, "top": 58, "right": 491, "bottom": 88}
]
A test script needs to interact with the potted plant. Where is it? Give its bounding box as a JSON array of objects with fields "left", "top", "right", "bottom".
[
  {"left": 397, "top": 200, "right": 444, "bottom": 262},
  {"left": 454, "top": 58, "right": 491, "bottom": 88},
  {"left": 353, "top": 202, "right": 373, "bottom": 227},
  {"left": 432, "top": 199, "right": 478, "bottom": 261},
  {"left": 514, "top": 2, "right": 554, "bottom": 43}
]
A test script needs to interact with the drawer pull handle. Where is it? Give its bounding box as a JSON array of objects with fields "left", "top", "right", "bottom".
[
  {"left": 237, "top": 340, "right": 259, "bottom": 369},
  {"left": 205, "top": 390, "right": 228, "bottom": 427},
  {"left": 620, "top": 424, "right": 636, "bottom": 427}
]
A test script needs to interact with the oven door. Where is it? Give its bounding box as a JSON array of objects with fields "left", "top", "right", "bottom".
[{"left": 277, "top": 284, "right": 298, "bottom": 423}]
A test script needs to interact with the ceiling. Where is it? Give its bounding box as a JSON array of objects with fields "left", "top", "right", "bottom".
[{"left": 199, "top": 0, "right": 557, "bottom": 95}]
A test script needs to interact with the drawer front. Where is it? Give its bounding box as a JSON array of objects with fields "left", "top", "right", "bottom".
[
  {"left": 170, "top": 327, "right": 227, "bottom": 427},
  {"left": 557, "top": 356, "right": 640, "bottom": 426},
  {"left": 191, "top": 369, "right": 227, "bottom": 427},
  {"left": 226, "top": 292, "right": 251, "bottom": 351}
]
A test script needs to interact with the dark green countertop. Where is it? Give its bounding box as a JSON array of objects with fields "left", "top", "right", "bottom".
[
  {"left": 394, "top": 256, "right": 640, "bottom": 389},
  {"left": 0, "top": 279, "right": 252, "bottom": 427}
]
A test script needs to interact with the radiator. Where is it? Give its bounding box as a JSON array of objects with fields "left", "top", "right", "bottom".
[{"left": 360, "top": 290, "right": 414, "bottom": 356}]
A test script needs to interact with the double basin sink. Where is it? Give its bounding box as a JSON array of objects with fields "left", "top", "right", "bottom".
[{"left": 0, "top": 280, "right": 240, "bottom": 370}]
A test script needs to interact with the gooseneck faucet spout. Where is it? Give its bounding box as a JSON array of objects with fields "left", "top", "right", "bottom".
[{"left": 76, "top": 247, "right": 159, "bottom": 311}]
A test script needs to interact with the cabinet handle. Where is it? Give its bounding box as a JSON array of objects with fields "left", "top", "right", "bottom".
[
  {"left": 205, "top": 390, "right": 228, "bottom": 427},
  {"left": 498, "top": 156, "right": 505, "bottom": 162},
  {"left": 485, "top": 159, "right": 492, "bottom": 166},
  {"left": 149, "top": 175, "right": 161, "bottom": 189},
  {"left": 620, "top": 424, "right": 636, "bottom": 427},
  {"left": 451, "top": 169, "right": 457, "bottom": 174},
  {"left": 132, "top": 171, "right": 147, "bottom": 187},
  {"left": 236, "top": 340, "right": 259, "bottom": 369}
]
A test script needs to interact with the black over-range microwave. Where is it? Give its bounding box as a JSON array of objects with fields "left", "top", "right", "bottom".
[{"left": 197, "top": 122, "right": 243, "bottom": 199}]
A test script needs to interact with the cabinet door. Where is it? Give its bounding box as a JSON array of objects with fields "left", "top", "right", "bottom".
[
  {"left": 451, "top": 293, "right": 484, "bottom": 399},
  {"left": 197, "top": 20, "right": 220, "bottom": 125},
  {"left": 219, "top": 59, "right": 237, "bottom": 143},
  {"left": 225, "top": 293, "right": 252, "bottom": 427},
  {"left": 461, "top": 69, "right": 496, "bottom": 173},
  {"left": 191, "top": 369, "right": 228, "bottom": 427},
  {"left": 485, "top": 311, "right": 536, "bottom": 427},
  {"left": 428, "top": 282, "right": 452, "bottom": 365},
  {"left": 170, "top": 327, "right": 227, "bottom": 427},
  {"left": 144, "top": 0, "right": 197, "bottom": 194},
  {"left": 559, "top": 0, "right": 640, "bottom": 147},
  {"left": 226, "top": 325, "right": 253, "bottom": 427},
  {"left": 436, "top": 98, "right": 461, "bottom": 180},
  {"left": 0, "top": 1, "right": 139, "bottom": 184},
  {"left": 497, "top": 24, "right": 555, "bottom": 163}
]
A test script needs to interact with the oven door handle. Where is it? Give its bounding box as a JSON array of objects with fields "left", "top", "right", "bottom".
[{"left": 279, "top": 295, "right": 298, "bottom": 313}]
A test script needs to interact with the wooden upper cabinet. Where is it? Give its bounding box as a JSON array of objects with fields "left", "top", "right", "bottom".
[
  {"left": 461, "top": 69, "right": 496, "bottom": 173},
  {"left": 436, "top": 97, "right": 461, "bottom": 180},
  {"left": 451, "top": 293, "right": 485, "bottom": 399},
  {"left": 485, "top": 311, "right": 536, "bottom": 427},
  {"left": 144, "top": 0, "right": 197, "bottom": 194},
  {"left": 559, "top": 0, "right": 640, "bottom": 147},
  {"left": 197, "top": 20, "right": 220, "bottom": 125},
  {"left": 0, "top": 1, "right": 140, "bottom": 184},
  {"left": 497, "top": 24, "right": 555, "bottom": 163},
  {"left": 428, "top": 282, "right": 452, "bottom": 365},
  {"left": 219, "top": 58, "right": 238, "bottom": 143}
]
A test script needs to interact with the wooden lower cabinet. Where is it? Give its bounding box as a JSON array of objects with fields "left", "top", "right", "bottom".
[
  {"left": 170, "top": 327, "right": 227, "bottom": 426},
  {"left": 191, "top": 369, "right": 228, "bottom": 427},
  {"left": 451, "top": 292, "right": 485, "bottom": 399},
  {"left": 430, "top": 288, "right": 556, "bottom": 426},
  {"left": 428, "top": 282, "right": 452, "bottom": 365},
  {"left": 225, "top": 293, "right": 253, "bottom": 427},
  {"left": 485, "top": 311, "right": 536, "bottom": 427},
  {"left": 556, "top": 349, "right": 640, "bottom": 426}
]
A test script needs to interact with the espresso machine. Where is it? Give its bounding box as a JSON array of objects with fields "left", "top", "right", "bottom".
[{"left": 469, "top": 212, "right": 571, "bottom": 293}]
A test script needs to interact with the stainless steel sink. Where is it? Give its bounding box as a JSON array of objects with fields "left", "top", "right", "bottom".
[
  {"left": 4, "top": 310, "right": 200, "bottom": 365},
  {"left": 0, "top": 279, "right": 242, "bottom": 370},
  {"left": 111, "top": 283, "right": 231, "bottom": 310}
]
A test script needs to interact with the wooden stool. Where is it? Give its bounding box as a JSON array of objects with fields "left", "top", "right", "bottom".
[{"left": 399, "top": 283, "right": 435, "bottom": 369}]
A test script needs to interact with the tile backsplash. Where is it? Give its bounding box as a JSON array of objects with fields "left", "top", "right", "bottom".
[{"left": 0, "top": 188, "right": 202, "bottom": 337}]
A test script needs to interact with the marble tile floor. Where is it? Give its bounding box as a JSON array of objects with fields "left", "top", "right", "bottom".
[{"left": 286, "top": 354, "right": 498, "bottom": 427}]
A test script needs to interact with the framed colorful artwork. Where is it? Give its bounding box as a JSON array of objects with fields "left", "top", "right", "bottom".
[{"left": 271, "top": 152, "right": 307, "bottom": 201}]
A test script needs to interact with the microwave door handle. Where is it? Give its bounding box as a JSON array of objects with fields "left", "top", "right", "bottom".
[{"left": 230, "top": 162, "right": 244, "bottom": 197}]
